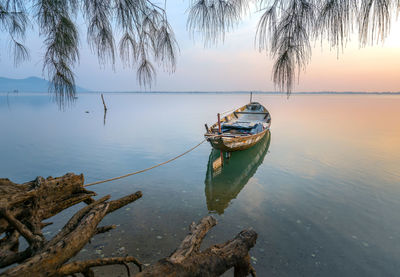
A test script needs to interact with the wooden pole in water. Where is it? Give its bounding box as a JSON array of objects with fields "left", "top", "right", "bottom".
[
  {"left": 217, "top": 113, "right": 221, "bottom": 134},
  {"left": 250, "top": 92, "right": 253, "bottom": 103},
  {"left": 101, "top": 93, "right": 108, "bottom": 126},
  {"left": 101, "top": 93, "right": 108, "bottom": 111},
  {"left": 218, "top": 113, "right": 223, "bottom": 168}
]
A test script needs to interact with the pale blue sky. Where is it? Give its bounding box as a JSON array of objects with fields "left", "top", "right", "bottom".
[{"left": 1, "top": 3, "right": 399, "bottom": 92}]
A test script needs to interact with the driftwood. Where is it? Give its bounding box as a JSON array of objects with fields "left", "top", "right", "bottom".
[
  {"left": 0, "top": 173, "right": 257, "bottom": 277},
  {"left": 0, "top": 173, "right": 142, "bottom": 276},
  {"left": 137, "top": 216, "right": 257, "bottom": 277}
]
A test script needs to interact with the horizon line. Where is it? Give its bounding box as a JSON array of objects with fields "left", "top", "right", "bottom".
[
  {"left": 86, "top": 91, "right": 400, "bottom": 95},
  {"left": 2, "top": 90, "right": 400, "bottom": 95}
]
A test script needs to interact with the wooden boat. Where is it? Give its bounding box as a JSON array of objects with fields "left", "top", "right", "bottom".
[
  {"left": 204, "top": 131, "right": 271, "bottom": 214},
  {"left": 204, "top": 101, "right": 271, "bottom": 152}
]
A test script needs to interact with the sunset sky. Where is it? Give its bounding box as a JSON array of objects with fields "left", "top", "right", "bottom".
[{"left": 1, "top": 3, "right": 399, "bottom": 92}]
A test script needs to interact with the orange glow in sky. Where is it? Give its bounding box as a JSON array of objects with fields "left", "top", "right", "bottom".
[
  {"left": 154, "top": 18, "right": 400, "bottom": 93},
  {"left": 0, "top": 9, "right": 399, "bottom": 92}
]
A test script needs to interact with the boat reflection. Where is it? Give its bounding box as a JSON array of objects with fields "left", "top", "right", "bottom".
[{"left": 204, "top": 130, "right": 271, "bottom": 214}]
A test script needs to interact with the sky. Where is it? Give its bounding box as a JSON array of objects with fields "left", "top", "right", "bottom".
[{"left": 0, "top": 3, "right": 400, "bottom": 92}]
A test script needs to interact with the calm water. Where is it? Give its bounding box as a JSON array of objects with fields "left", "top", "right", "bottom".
[{"left": 1, "top": 93, "right": 400, "bottom": 276}]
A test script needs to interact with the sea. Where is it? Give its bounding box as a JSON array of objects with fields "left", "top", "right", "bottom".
[{"left": 1, "top": 92, "right": 399, "bottom": 276}]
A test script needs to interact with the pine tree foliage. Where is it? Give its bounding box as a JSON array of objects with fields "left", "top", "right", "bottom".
[
  {"left": 0, "top": 0, "right": 178, "bottom": 105},
  {"left": 188, "top": 0, "right": 399, "bottom": 93},
  {"left": 0, "top": 0, "right": 399, "bottom": 104}
]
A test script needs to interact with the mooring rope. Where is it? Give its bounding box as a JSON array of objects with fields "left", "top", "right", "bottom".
[
  {"left": 84, "top": 139, "right": 206, "bottom": 187},
  {"left": 220, "top": 107, "right": 236, "bottom": 116}
]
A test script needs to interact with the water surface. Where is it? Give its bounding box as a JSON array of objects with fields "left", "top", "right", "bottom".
[{"left": 1, "top": 93, "right": 399, "bottom": 276}]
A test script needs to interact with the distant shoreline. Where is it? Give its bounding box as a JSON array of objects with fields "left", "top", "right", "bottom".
[
  {"left": 94, "top": 91, "right": 400, "bottom": 95},
  {"left": 1, "top": 91, "right": 400, "bottom": 95},
  {"left": 2, "top": 77, "right": 399, "bottom": 95}
]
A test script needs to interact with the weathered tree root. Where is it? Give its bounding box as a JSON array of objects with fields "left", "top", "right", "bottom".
[
  {"left": 0, "top": 174, "right": 143, "bottom": 276},
  {"left": 0, "top": 173, "right": 96, "bottom": 268},
  {"left": 58, "top": 256, "right": 142, "bottom": 276},
  {"left": 0, "top": 173, "right": 96, "bottom": 235},
  {"left": 137, "top": 216, "right": 258, "bottom": 277},
  {"left": 1, "top": 174, "right": 258, "bottom": 277}
]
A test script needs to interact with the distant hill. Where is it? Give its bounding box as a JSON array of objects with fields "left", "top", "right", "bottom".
[{"left": 0, "top": 76, "right": 89, "bottom": 93}]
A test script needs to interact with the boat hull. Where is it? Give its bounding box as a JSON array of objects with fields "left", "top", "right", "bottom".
[
  {"left": 205, "top": 132, "right": 271, "bottom": 214},
  {"left": 207, "top": 129, "right": 268, "bottom": 152}
]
